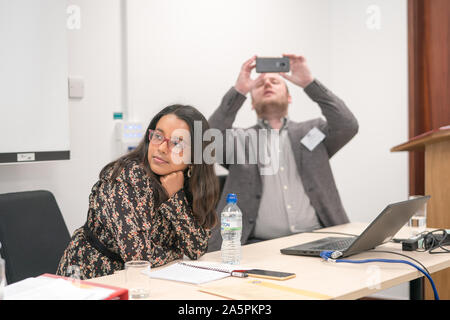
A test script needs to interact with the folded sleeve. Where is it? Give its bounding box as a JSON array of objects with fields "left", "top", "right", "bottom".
[
  {"left": 208, "top": 87, "right": 248, "bottom": 169},
  {"left": 157, "top": 189, "right": 211, "bottom": 261},
  {"left": 304, "top": 79, "right": 359, "bottom": 157}
]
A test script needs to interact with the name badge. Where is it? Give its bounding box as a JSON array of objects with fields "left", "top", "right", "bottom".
[{"left": 301, "top": 127, "right": 325, "bottom": 151}]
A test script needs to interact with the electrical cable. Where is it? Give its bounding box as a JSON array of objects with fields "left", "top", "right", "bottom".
[
  {"left": 309, "top": 228, "right": 447, "bottom": 300},
  {"left": 369, "top": 250, "right": 430, "bottom": 275},
  {"left": 320, "top": 251, "right": 440, "bottom": 300},
  {"left": 409, "top": 229, "right": 450, "bottom": 253},
  {"left": 306, "top": 231, "right": 434, "bottom": 273},
  {"left": 425, "top": 229, "right": 450, "bottom": 254}
]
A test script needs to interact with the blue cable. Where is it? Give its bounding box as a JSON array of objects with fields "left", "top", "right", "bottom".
[{"left": 320, "top": 251, "right": 440, "bottom": 300}]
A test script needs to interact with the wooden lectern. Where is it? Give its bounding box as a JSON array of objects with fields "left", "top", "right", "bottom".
[{"left": 391, "top": 126, "right": 450, "bottom": 300}]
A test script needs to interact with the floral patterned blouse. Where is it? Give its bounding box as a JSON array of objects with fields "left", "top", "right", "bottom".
[{"left": 56, "top": 160, "right": 211, "bottom": 279}]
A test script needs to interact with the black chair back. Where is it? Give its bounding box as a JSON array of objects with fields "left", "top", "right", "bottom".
[
  {"left": 218, "top": 174, "right": 227, "bottom": 197},
  {"left": 0, "top": 190, "right": 70, "bottom": 284}
]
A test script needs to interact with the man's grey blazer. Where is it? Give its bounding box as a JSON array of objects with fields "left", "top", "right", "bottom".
[{"left": 207, "top": 79, "right": 359, "bottom": 252}]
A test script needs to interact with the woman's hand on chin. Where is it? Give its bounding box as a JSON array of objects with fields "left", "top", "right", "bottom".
[{"left": 160, "top": 171, "right": 184, "bottom": 197}]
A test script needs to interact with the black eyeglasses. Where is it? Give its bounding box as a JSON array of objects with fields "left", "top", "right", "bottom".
[{"left": 148, "top": 129, "right": 187, "bottom": 153}]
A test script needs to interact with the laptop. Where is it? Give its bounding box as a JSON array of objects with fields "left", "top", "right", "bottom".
[{"left": 280, "top": 196, "right": 430, "bottom": 258}]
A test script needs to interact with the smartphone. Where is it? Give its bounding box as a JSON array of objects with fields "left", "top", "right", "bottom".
[
  {"left": 246, "top": 269, "right": 296, "bottom": 281},
  {"left": 255, "top": 57, "right": 290, "bottom": 73}
]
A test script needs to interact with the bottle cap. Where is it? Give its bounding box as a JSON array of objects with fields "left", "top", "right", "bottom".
[{"left": 226, "top": 193, "right": 237, "bottom": 204}]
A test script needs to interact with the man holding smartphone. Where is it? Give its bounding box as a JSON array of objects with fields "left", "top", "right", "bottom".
[{"left": 207, "top": 54, "right": 359, "bottom": 252}]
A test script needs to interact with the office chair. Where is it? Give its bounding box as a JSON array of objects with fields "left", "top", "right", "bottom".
[
  {"left": 0, "top": 190, "right": 71, "bottom": 285},
  {"left": 218, "top": 174, "right": 227, "bottom": 196}
]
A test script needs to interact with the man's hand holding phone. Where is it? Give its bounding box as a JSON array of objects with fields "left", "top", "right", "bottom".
[
  {"left": 235, "top": 54, "right": 314, "bottom": 95},
  {"left": 234, "top": 55, "right": 264, "bottom": 96},
  {"left": 280, "top": 54, "right": 314, "bottom": 89}
]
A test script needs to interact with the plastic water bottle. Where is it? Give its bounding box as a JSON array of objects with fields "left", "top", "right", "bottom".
[{"left": 221, "top": 193, "right": 242, "bottom": 265}]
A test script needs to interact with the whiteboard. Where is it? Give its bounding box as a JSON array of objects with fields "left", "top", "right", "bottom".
[{"left": 0, "top": 0, "right": 70, "bottom": 163}]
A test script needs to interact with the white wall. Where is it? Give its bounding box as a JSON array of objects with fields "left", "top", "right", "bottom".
[
  {"left": 329, "top": 0, "right": 408, "bottom": 227},
  {"left": 0, "top": 0, "right": 123, "bottom": 234},
  {"left": 329, "top": 0, "right": 409, "bottom": 299},
  {"left": 126, "top": 0, "right": 331, "bottom": 128},
  {"left": 0, "top": 0, "right": 409, "bottom": 299}
]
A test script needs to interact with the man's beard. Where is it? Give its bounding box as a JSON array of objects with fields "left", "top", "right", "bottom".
[{"left": 253, "top": 99, "right": 289, "bottom": 120}]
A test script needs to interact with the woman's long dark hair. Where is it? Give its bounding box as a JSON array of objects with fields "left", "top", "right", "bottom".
[{"left": 100, "top": 105, "right": 219, "bottom": 229}]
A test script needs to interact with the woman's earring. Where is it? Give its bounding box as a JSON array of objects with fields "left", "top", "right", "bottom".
[{"left": 187, "top": 166, "right": 192, "bottom": 178}]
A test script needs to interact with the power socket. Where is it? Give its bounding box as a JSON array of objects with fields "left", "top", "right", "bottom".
[{"left": 68, "top": 76, "right": 84, "bottom": 99}]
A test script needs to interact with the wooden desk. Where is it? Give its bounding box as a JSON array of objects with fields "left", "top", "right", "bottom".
[{"left": 88, "top": 223, "right": 450, "bottom": 300}]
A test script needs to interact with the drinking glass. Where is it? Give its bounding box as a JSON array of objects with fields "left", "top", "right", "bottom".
[
  {"left": 408, "top": 195, "right": 427, "bottom": 236},
  {"left": 125, "top": 260, "right": 150, "bottom": 299}
]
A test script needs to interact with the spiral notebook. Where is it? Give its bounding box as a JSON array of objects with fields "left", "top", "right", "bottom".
[{"left": 144, "top": 261, "right": 244, "bottom": 285}]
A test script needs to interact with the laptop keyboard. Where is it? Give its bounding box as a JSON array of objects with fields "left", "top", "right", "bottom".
[{"left": 310, "top": 237, "right": 356, "bottom": 251}]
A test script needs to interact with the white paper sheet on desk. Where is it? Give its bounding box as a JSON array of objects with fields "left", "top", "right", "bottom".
[
  {"left": 144, "top": 262, "right": 242, "bottom": 285},
  {"left": 4, "top": 277, "right": 115, "bottom": 300}
]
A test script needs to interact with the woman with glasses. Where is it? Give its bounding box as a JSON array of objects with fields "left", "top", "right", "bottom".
[{"left": 56, "top": 105, "right": 219, "bottom": 280}]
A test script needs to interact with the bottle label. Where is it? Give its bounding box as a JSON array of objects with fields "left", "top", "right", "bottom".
[{"left": 221, "top": 218, "right": 242, "bottom": 231}]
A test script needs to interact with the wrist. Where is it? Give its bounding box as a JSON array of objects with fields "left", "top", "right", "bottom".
[
  {"left": 167, "top": 189, "right": 180, "bottom": 198},
  {"left": 234, "top": 83, "right": 248, "bottom": 96},
  {"left": 169, "top": 187, "right": 184, "bottom": 198},
  {"left": 299, "top": 77, "right": 314, "bottom": 89}
]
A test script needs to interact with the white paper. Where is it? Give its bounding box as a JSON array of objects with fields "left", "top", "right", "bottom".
[
  {"left": 4, "top": 277, "right": 115, "bottom": 300},
  {"left": 301, "top": 127, "right": 326, "bottom": 151},
  {"left": 144, "top": 262, "right": 248, "bottom": 285}
]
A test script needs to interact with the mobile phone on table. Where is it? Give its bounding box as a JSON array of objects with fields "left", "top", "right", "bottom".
[
  {"left": 255, "top": 57, "right": 290, "bottom": 73},
  {"left": 246, "top": 269, "right": 296, "bottom": 281}
]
